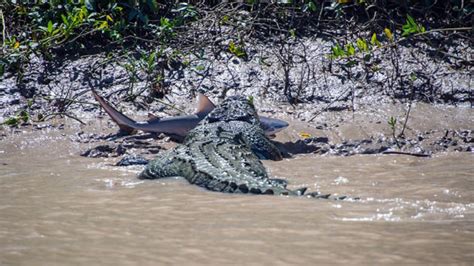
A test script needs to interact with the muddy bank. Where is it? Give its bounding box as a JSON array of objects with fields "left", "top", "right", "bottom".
[
  {"left": 1, "top": 34, "right": 472, "bottom": 113},
  {"left": 0, "top": 34, "right": 472, "bottom": 160},
  {"left": 69, "top": 101, "right": 471, "bottom": 165},
  {"left": 3, "top": 101, "right": 467, "bottom": 166},
  {"left": 0, "top": 91, "right": 472, "bottom": 162}
]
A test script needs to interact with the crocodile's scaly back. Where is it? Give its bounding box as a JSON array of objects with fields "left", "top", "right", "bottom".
[{"left": 139, "top": 96, "right": 307, "bottom": 196}]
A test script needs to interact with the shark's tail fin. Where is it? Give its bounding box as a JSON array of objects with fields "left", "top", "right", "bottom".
[{"left": 91, "top": 90, "right": 137, "bottom": 134}]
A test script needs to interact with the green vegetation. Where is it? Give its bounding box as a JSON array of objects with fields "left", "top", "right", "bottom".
[
  {"left": 0, "top": 0, "right": 471, "bottom": 128},
  {"left": 228, "top": 40, "right": 247, "bottom": 59},
  {"left": 0, "top": 0, "right": 199, "bottom": 78},
  {"left": 247, "top": 95, "right": 254, "bottom": 107},
  {"left": 2, "top": 0, "right": 470, "bottom": 78},
  {"left": 402, "top": 15, "right": 425, "bottom": 36},
  {"left": 329, "top": 13, "right": 457, "bottom": 60},
  {"left": 387, "top": 116, "right": 401, "bottom": 148},
  {"left": 2, "top": 109, "right": 29, "bottom": 127}
]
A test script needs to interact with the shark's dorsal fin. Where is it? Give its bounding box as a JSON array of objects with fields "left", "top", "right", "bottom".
[{"left": 195, "top": 93, "right": 216, "bottom": 116}]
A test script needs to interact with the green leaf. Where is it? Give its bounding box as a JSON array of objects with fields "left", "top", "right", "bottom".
[
  {"left": 228, "top": 40, "right": 247, "bottom": 58},
  {"left": 388, "top": 116, "right": 397, "bottom": 130},
  {"left": 3, "top": 117, "right": 19, "bottom": 126},
  {"left": 308, "top": 1, "right": 317, "bottom": 12},
  {"left": 97, "top": 20, "right": 108, "bottom": 30},
  {"left": 402, "top": 15, "right": 425, "bottom": 37},
  {"left": 61, "top": 14, "right": 68, "bottom": 25},
  {"left": 289, "top": 29, "right": 296, "bottom": 38},
  {"left": 370, "top": 33, "right": 377, "bottom": 44},
  {"left": 18, "top": 110, "right": 29, "bottom": 123},
  {"left": 384, "top": 28, "right": 393, "bottom": 42},
  {"left": 331, "top": 43, "right": 345, "bottom": 58},
  {"left": 221, "top": 15, "right": 230, "bottom": 24},
  {"left": 356, "top": 38, "right": 368, "bottom": 52},
  {"left": 247, "top": 95, "right": 254, "bottom": 106},
  {"left": 147, "top": 51, "right": 156, "bottom": 68},
  {"left": 27, "top": 99, "right": 33, "bottom": 108},
  {"left": 345, "top": 43, "right": 355, "bottom": 56},
  {"left": 302, "top": 1, "right": 317, "bottom": 12},
  {"left": 370, "top": 33, "right": 381, "bottom": 47},
  {"left": 47, "top": 20, "right": 53, "bottom": 33},
  {"left": 407, "top": 15, "right": 416, "bottom": 27}
]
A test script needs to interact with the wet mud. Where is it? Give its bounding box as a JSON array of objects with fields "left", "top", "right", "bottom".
[{"left": 70, "top": 102, "right": 472, "bottom": 164}]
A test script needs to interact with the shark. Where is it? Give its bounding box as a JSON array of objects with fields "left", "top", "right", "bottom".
[{"left": 91, "top": 90, "right": 289, "bottom": 139}]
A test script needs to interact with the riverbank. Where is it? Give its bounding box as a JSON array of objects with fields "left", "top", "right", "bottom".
[{"left": 1, "top": 34, "right": 472, "bottom": 159}]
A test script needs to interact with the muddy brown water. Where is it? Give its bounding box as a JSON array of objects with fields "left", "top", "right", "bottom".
[{"left": 1, "top": 110, "right": 473, "bottom": 265}]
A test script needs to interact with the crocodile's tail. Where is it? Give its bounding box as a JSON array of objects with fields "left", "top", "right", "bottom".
[
  {"left": 185, "top": 170, "right": 302, "bottom": 195},
  {"left": 260, "top": 187, "right": 353, "bottom": 200},
  {"left": 197, "top": 178, "right": 352, "bottom": 200},
  {"left": 305, "top": 191, "right": 355, "bottom": 200},
  {"left": 206, "top": 182, "right": 308, "bottom": 196}
]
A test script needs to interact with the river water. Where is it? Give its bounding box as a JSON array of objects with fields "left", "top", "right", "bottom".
[{"left": 0, "top": 126, "right": 473, "bottom": 265}]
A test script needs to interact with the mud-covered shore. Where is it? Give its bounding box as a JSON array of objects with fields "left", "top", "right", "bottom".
[{"left": 0, "top": 35, "right": 472, "bottom": 160}]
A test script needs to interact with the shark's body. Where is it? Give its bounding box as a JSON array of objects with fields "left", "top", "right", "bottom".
[{"left": 92, "top": 90, "right": 288, "bottom": 139}]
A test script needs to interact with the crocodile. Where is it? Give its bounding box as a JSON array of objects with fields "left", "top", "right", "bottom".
[
  {"left": 139, "top": 96, "right": 344, "bottom": 199},
  {"left": 92, "top": 90, "right": 289, "bottom": 140}
]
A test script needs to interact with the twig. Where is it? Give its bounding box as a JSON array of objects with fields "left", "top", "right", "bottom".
[
  {"left": 382, "top": 151, "right": 430, "bottom": 157},
  {"left": 152, "top": 98, "right": 186, "bottom": 115},
  {"left": 399, "top": 101, "right": 412, "bottom": 138},
  {"left": 0, "top": 9, "right": 5, "bottom": 47},
  {"left": 42, "top": 112, "right": 86, "bottom": 125},
  {"left": 308, "top": 87, "right": 352, "bottom": 122}
]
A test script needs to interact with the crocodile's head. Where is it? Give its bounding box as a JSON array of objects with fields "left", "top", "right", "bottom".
[{"left": 204, "top": 96, "right": 260, "bottom": 126}]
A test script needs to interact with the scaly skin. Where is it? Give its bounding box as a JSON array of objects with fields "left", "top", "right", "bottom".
[{"left": 139, "top": 96, "right": 344, "bottom": 199}]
